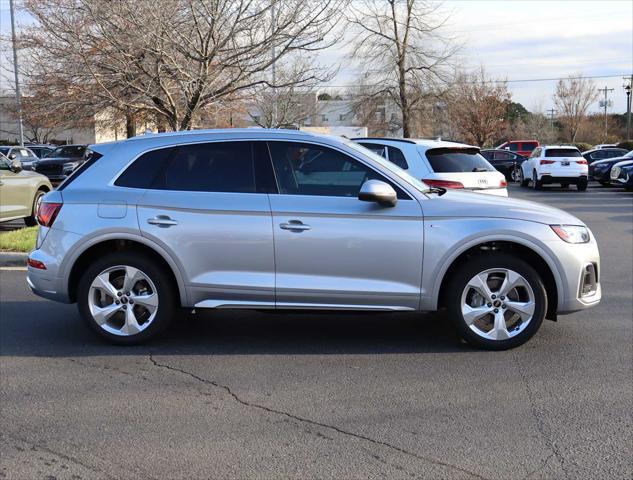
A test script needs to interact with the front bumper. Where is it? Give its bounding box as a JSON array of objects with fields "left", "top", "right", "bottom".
[{"left": 546, "top": 236, "right": 601, "bottom": 314}]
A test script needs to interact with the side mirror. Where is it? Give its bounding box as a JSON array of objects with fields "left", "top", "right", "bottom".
[
  {"left": 8, "top": 152, "right": 17, "bottom": 160},
  {"left": 9, "top": 160, "right": 22, "bottom": 173},
  {"left": 358, "top": 180, "right": 397, "bottom": 207},
  {"left": 503, "top": 146, "right": 510, "bottom": 150}
]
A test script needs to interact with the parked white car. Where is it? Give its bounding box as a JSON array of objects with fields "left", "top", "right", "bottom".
[
  {"left": 518, "top": 145, "right": 588, "bottom": 191},
  {"left": 353, "top": 138, "right": 508, "bottom": 196}
]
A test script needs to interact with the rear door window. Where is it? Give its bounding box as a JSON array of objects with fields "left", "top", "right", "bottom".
[
  {"left": 521, "top": 142, "right": 538, "bottom": 152},
  {"left": 424, "top": 148, "right": 495, "bottom": 173},
  {"left": 115, "top": 141, "right": 276, "bottom": 193},
  {"left": 544, "top": 149, "right": 581, "bottom": 158}
]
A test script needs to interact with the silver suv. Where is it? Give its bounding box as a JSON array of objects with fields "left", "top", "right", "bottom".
[{"left": 27, "top": 129, "right": 601, "bottom": 349}]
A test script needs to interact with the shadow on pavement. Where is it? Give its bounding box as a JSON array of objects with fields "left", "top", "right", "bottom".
[{"left": 0, "top": 301, "right": 467, "bottom": 357}]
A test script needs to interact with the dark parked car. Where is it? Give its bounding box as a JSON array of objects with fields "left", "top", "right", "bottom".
[
  {"left": 480, "top": 149, "right": 526, "bottom": 181},
  {"left": 589, "top": 151, "right": 633, "bottom": 185},
  {"left": 32, "top": 144, "right": 87, "bottom": 182},
  {"left": 609, "top": 160, "right": 633, "bottom": 190},
  {"left": 581, "top": 147, "right": 628, "bottom": 164}
]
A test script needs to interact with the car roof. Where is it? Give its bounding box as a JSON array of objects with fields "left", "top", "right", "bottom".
[
  {"left": 353, "top": 137, "right": 478, "bottom": 150},
  {"left": 541, "top": 145, "right": 580, "bottom": 150}
]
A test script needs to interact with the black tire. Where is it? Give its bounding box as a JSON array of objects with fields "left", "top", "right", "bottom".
[
  {"left": 518, "top": 168, "right": 529, "bottom": 187},
  {"left": 24, "top": 189, "right": 46, "bottom": 227},
  {"left": 77, "top": 251, "right": 175, "bottom": 345},
  {"left": 577, "top": 179, "right": 588, "bottom": 191},
  {"left": 445, "top": 253, "right": 547, "bottom": 350},
  {"left": 532, "top": 171, "right": 543, "bottom": 190}
]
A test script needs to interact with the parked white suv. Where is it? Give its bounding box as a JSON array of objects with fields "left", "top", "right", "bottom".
[
  {"left": 519, "top": 146, "right": 588, "bottom": 191},
  {"left": 354, "top": 138, "right": 508, "bottom": 196}
]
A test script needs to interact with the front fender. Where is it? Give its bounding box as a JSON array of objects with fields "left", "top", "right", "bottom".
[{"left": 420, "top": 218, "right": 566, "bottom": 312}]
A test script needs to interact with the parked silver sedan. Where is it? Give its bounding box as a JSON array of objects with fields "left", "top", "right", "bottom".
[{"left": 27, "top": 129, "right": 601, "bottom": 349}]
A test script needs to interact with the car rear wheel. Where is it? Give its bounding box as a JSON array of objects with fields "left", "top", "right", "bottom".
[
  {"left": 577, "top": 179, "right": 588, "bottom": 191},
  {"left": 446, "top": 254, "right": 547, "bottom": 350},
  {"left": 78, "top": 251, "right": 175, "bottom": 344},
  {"left": 532, "top": 171, "right": 543, "bottom": 190},
  {"left": 24, "top": 189, "right": 46, "bottom": 227}
]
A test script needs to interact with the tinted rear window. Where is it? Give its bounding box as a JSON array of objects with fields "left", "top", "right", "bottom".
[
  {"left": 116, "top": 141, "right": 276, "bottom": 193},
  {"left": 387, "top": 146, "right": 408, "bottom": 169},
  {"left": 424, "top": 148, "right": 495, "bottom": 173},
  {"left": 545, "top": 149, "right": 581, "bottom": 158},
  {"left": 521, "top": 142, "right": 538, "bottom": 151}
]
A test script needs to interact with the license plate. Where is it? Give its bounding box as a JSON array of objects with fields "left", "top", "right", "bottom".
[{"left": 561, "top": 161, "right": 570, "bottom": 166}]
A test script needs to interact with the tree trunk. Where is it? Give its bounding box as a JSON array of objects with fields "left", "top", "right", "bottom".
[
  {"left": 399, "top": 67, "right": 410, "bottom": 138},
  {"left": 125, "top": 111, "right": 136, "bottom": 138}
]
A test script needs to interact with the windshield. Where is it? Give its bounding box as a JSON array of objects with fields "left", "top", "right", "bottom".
[
  {"left": 424, "top": 148, "right": 495, "bottom": 173},
  {"left": 344, "top": 140, "right": 429, "bottom": 192},
  {"left": 48, "top": 145, "right": 86, "bottom": 158},
  {"left": 544, "top": 148, "right": 581, "bottom": 157}
]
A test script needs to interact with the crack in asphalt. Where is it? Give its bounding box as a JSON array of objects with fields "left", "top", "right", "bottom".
[
  {"left": 148, "top": 353, "right": 490, "bottom": 480},
  {"left": 513, "top": 354, "right": 569, "bottom": 480}
]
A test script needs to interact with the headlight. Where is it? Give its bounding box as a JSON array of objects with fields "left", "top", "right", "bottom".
[{"left": 551, "top": 225, "right": 590, "bottom": 244}]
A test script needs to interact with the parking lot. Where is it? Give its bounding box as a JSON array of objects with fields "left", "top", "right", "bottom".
[{"left": 0, "top": 183, "right": 631, "bottom": 479}]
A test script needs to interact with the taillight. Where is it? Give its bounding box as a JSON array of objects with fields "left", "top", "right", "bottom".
[
  {"left": 27, "top": 258, "right": 47, "bottom": 270},
  {"left": 423, "top": 179, "right": 464, "bottom": 189},
  {"left": 576, "top": 160, "right": 588, "bottom": 165},
  {"left": 37, "top": 202, "right": 63, "bottom": 227},
  {"left": 540, "top": 160, "right": 555, "bottom": 165},
  {"left": 500, "top": 179, "right": 508, "bottom": 187}
]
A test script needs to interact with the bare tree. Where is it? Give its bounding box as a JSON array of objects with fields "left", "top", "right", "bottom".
[
  {"left": 20, "top": 0, "right": 344, "bottom": 134},
  {"left": 249, "top": 57, "right": 331, "bottom": 128},
  {"left": 553, "top": 75, "right": 600, "bottom": 142},
  {"left": 348, "top": 0, "right": 456, "bottom": 137},
  {"left": 447, "top": 68, "right": 511, "bottom": 147}
]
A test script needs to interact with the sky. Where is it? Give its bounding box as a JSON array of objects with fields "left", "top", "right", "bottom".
[{"left": 1, "top": 0, "right": 632, "bottom": 114}]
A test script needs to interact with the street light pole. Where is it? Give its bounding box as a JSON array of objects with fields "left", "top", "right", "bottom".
[
  {"left": 624, "top": 76, "right": 632, "bottom": 140},
  {"left": 9, "top": 0, "right": 24, "bottom": 147}
]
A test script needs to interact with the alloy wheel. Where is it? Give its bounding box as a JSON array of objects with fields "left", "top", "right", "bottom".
[
  {"left": 88, "top": 265, "right": 159, "bottom": 336},
  {"left": 460, "top": 268, "right": 536, "bottom": 341}
]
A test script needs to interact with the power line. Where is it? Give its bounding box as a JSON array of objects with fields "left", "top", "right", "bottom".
[{"left": 317, "top": 74, "right": 633, "bottom": 88}]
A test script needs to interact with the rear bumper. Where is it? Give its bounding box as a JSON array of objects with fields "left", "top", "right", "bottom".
[
  {"left": 464, "top": 187, "right": 508, "bottom": 197},
  {"left": 540, "top": 175, "right": 587, "bottom": 185}
]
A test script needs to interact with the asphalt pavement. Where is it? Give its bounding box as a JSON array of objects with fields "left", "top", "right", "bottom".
[{"left": 1, "top": 183, "right": 631, "bottom": 479}]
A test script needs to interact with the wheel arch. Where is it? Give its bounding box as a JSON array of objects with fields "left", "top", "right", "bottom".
[
  {"left": 66, "top": 234, "right": 188, "bottom": 306},
  {"left": 435, "top": 238, "right": 562, "bottom": 320}
]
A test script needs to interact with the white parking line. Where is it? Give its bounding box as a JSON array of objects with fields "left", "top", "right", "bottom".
[{"left": 0, "top": 267, "right": 27, "bottom": 271}]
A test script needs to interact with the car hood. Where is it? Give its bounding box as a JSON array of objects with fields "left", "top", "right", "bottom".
[{"left": 424, "top": 189, "right": 582, "bottom": 225}]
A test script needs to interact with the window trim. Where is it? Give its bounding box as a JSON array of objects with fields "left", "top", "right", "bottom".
[
  {"left": 264, "top": 139, "right": 413, "bottom": 201},
  {"left": 111, "top": 139, "right": 278, "bottom": 194}
]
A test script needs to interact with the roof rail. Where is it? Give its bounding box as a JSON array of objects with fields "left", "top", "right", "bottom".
[{"left": 351, "top": 137, "right": 418, "bottom": 144}]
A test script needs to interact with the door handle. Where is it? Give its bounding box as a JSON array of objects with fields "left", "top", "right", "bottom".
[
  {"left": 280, "top": 220, "right": 311, "bottom": 232},
  {"left": 147, "top": 215, "right": 178, "bottom": 227}
]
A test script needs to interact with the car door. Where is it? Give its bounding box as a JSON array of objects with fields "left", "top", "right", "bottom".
[
  {"left": 129, "top": 140, "right": 277, "bottom": 309},
  {"left": 0, "top": 155, "right": 32, "bottom": 220},
  {"left": 267, "top": 140, "right": 424, "bottom": 310}
]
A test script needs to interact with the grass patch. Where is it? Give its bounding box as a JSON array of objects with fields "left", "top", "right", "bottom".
[{"left": 0, "top": 226, "right": 38, "bottom": 253}]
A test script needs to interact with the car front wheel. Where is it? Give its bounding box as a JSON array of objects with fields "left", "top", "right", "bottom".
[
  {"left": 77, "top": 252, "right": 175, "bottom": 344},
  {"left": 446, "top": 253, "right": 547, "bottom": 350}
]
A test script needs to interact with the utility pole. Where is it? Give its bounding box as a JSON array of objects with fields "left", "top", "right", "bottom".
[
  {"left": 546, "top": 108, "right": 556, "bottom": 139},
  {"left": 9, "top": 0, "right": 24, "bottom": 147},
  {"left": 270, "top": 2, "right": 277, "bottom": 128},
  {"left": 624, "top": 76, "right": 632, "bottom": 140},
  {"left": 598, "top": 86, "right": 614, "bottom": 140}
]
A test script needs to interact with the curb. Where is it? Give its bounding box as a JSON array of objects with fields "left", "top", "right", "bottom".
[{"left": 0, "top": 252, "right": 28, "bottom": 267}]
